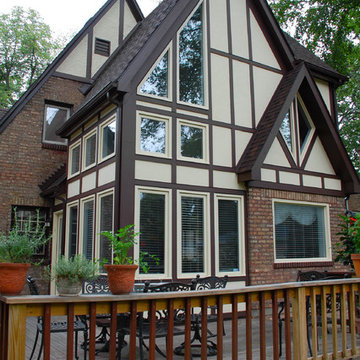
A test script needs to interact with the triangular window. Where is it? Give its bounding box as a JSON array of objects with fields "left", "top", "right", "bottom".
[
  {"left": 139, "top": 51, "right": 169, "bottom": 98},
  {"left": 279, "top": 111, "right": 292, "bottom": 152},
  {"left": 297, "top": 100, "right": 312, "bottom": 151}
]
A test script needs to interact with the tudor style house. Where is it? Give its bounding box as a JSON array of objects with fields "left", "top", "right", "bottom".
[{"left": 0, "top": 0, "right": 359, "bottom": 292}]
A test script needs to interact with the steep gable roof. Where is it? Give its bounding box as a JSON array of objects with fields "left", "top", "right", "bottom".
[
  {"left": 236, "top": 63, "right": 359, "bottom": 194},
  {"left": 0, "top": 0, "right": 143, "bottom": 135}
]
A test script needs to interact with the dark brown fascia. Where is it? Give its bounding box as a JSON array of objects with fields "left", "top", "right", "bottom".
[
  {"left": 57, "top": 82, "right": 120, "bottom": 138},
  {"left": 116, "top": 0, "right": 198, "bottom": 93},
  {"left": 126, "top": 0, "right": 144, "bottom": 21}
]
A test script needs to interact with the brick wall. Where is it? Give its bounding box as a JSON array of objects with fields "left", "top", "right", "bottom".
[
  {"left": 247, "top": 187, "right": 348, "bottom": 285},
  {"left": 349, "top": 194, "right": 360, "bottom": 212},
  {"left": 0, "top": 76, "right": 85, "bottom": 232}
]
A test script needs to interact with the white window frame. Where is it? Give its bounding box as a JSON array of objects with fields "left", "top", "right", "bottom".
[
  {"left": 296, "top": 95, "right": 315, "bottom": 164},
  {"left": 134, "top": 186, "right": 172, "bottom": 280},
  {"left": 176, "top": 0, "right": 208, "bottom": 110},
  {"left": 96, "top": 188, "right": 114, "bottom": 273},
  {"left": 137, "top": 43, "right": 173, "bottom": 102},
  {"left": 99, "top": 115, "right": 116, "bottom": 163},
  {"left": 272, "top": 199, "right": 332, "bottom": 264},
  {"left": 177, "top": 119, "right": 208, "bottom": 164},
  {"left": 43, "top": 104, "right": 70, "bottom": 145},
  {"left": 68, "top": 139, "right": 81, "bottom": 178},
  {"left": 65, "top": 200, "right": 79, "bottom": 258},
  {"left": 78, "top": 195, "right": 96, "bottom": 260},
  {"left": 82, "top": 128, "right": 97, "bottom": 171},
  {"left": 136, "top": 111, "right": 172, "bottom": 159},
  {"left": 214, "top": 194, "right": 246, "bottom": 277},
  {"left": 177, "top": 190, "right": 210, "bottom": 279}
]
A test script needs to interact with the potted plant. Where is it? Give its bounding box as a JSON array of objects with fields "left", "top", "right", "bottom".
[
  {"left": 335, "top": 213, "right": 360, "bottom": 275},
  {"left": 49, "top": 255, "right": 99, "bottom": 296},
  {"left": 101, "top": 224, "right": 159, "bottom": 294},
  {"left": 0, "top": 209, "right": 49, "bottom": 295}
]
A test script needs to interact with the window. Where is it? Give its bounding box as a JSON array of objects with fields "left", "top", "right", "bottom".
[
  {"left": 139, "top": 50, "right": 170, "bottom": 98},
  {"left": 178, "top": 192, "right": 209, "bottom": 276},
  {"left": 274, "top": 201, "right": 330, "bottom": 262},
  {"left": 98, "top": 191, "right": 113, "bottom": 268},
  {"left": 99, "top": 117, "right": 116, "bottom": 162},
  {"left": 95, "top": 38, "right": 110, "bottom": 57},
  {"left": 83, "top": 130, "right": 97, "bottom": 170},
  {"left": 137, "top": 112, "right": 170, "bottom": 158},
  {"left": 215, "top": 196, "right": 244, "bottom": 275},
  {"left": 297, "top": 99, "right": 312, "bottom": 151},
  {"left": 279, "top": 111, "right": 292, "bottom": 152},
  {"left": 67, "top": 203, "right": 78, "bottom": 258},
  {"left": 177, "top": 120, "right": 207, "bottom": 162},
  {"left": 178, "top": 3, "right": 205, "bottom": 106},
  {"left": 43, "top": 104, "right": 70, "bottom": 145},
  {"left": 69, "top": 140, "right": 81, "bottom": 177},
  {"left": 81, "top": 198, "right": 94, "bottom": 260}
]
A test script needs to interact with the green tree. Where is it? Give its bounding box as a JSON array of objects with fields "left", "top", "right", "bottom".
[
  {"left": 0, "top": 7, "right": 62, "bottom": 107},
  {"left": 268, "top": 0, "right": 360, "bottom": 175}
]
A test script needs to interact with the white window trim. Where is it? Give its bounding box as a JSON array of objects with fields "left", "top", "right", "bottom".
[
  {"left": 176, "top": 0, "right": 209, "bottom": 110},
  {"left": 43, "top": 104, "right": 70, "bottom": 145},
  {"left": 177, "top": 119, "right": 209, "bottom": 164},
  {"left": 99, "top": 115, "right": 116, "bottom": 164},
  {"left": 297, "top": 96, "right": 315, "bottom": 164},
  {"left": 68, "top": 139, "right": 81, "bottom": 179},
  {"left": 134, "top": 186, "right": 172, "bottom": 280},
  {"left": 78, "top": 195, "right": 96, "bottom": 260},
  {"left": 65, "top": 200, "right": 79, "bottom": 258},
  {"left": 272, "top": 198, "right": 332, "bottom": 264},
  {"left": 136, "top": 111, "right": 172, "bottom": 159},
  {"left": 177, "top": 190, "right": 210, "bottom": 279},
  {"left": 96, "top": 188, "right": 114, "bottom": 273},
  {"left": 137, "top": 43, "right": 173, "bottom": 102},
  {"left": 82, "top": 128, "right": 97, "bottom": 172},
  {"left": 214, "top": 194, "right": 246, "bottom": 277}
]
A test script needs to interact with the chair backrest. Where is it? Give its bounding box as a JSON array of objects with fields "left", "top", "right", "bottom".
[
  {"left": 143, "top": 281, "right": 195, "bottom": 293},
  {"left": 193, "top": 274, "right": 228, "bottom": 290},
  {"left": 27, "top": 276, "right": 40, "bottom": 295},
  {"left": 83, "top": 275, "right": 110, "bottom": 294},
  {"left": 297, "top": 270, "right": 350, "bottom": 282}
]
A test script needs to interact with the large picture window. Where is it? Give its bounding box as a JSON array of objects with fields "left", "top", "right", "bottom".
[
  {"left": 274, "top": 201, "right": 330, "bottom": 261},
  {"left": 43, "top": 104, "right": 70, "bottom": 145}
]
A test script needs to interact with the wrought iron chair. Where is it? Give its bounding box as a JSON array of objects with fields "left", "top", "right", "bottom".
[
  {"left": 117, "top": 280, "right": 195, "bottom": 360},
  {"left": 27, "top": 276, "right": 88, "bottom": 360}
]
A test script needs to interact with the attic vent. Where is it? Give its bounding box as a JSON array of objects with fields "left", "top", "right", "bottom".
[{"left": 95, "top": 38, "right": 111, "bottom": 57}]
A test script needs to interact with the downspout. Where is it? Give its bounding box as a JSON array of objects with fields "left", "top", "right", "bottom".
[{"left": 344, "top": 195, "right": 350, "bottom": 215}]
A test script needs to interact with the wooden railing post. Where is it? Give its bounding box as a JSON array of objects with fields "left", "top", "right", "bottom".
[
  {"left": 292, "top": 287, "right": 308, "bottom": 360},
  {"left": 7, "top": 304, "right": 27, "bottom": 360}
]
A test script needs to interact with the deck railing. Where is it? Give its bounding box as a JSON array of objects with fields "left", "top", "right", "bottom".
[{"left": 1, "top": 278, "right": 360, "bottom": 360}]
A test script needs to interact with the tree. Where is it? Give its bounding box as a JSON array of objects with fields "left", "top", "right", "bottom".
[
  {"left": 268, "top": 0, "right": 360, "bottom": 175},
  {"left": 0, "top": 7, "right": 62, "bottom": 108}
]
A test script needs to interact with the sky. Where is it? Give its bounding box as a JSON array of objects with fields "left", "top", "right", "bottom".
[{"left": 1, "top": 0, "right": 160, "bottom": 38}]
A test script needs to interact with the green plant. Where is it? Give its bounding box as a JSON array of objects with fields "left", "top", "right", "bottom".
[
  {"left": 0, "top": 209, "right": 49, "bottom": 264},
  {"left": 334, "top": 213, "right": 360, "bottom": 268},
  {"left": 50, "top": 255, "right": 99, "bottom": 285},
  {"left": 101, "top": 224, "right": 159, "bottom": 273}
]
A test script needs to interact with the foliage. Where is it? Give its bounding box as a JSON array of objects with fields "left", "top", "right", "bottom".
[
  {"left": 49, "top": 255, "right": 99, "bottom": 285},
  {"left": 0, "top": 209, "right": 49, "bottom": 264},
  {"left": 0, "top": 7, "right": 63, "bottom": 107},
  {"left": 334, "top": 213, "right": 360, "bottom": 268},
  {"left": 268, "top": 0, "right": 360, "bottom": 175},
  {"left": 101, "top": 224, "right": 159, "bottom": 273}
]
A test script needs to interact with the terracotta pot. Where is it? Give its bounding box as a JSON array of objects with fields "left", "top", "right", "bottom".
[
  {"left": 0, "top": 263, "right": 31, "bottom": 295},
  {"left": 104, "top": 264, "right": 138, "bottom": 294},
  {"left": 351, "top": 254, "right": 360, "bottom": 276}
]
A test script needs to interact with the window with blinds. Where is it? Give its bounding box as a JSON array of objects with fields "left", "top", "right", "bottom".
[
  {"left": 274, "top": 202, "right": 328, "bottom": 260},
  {"left": 139, "top": 192, "right": 166, "bottom": 274},
  {"left": 181, "top": 196, "right": 204, "bottom": 273},
  {"left": 99, "top": 193, "right": 113, "bottom": 268},
  {"left": 68, "top": 205, "right": 78, "bottom": 258},
  {"left": 218, "top": 199, "right": 240, "bottom": 272},
  {"left": 82, "top": 199, "right": 94, "bottom": 260},
  {"left": 84, "top": 131, "right": 96, "bottom": 169},
  {"left": 70, "top": 142, "right": 80, "bottom": 176}
]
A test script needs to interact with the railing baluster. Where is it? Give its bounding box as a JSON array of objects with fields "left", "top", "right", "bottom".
[
  {"left": 321, "top": 286, "right": 328, "bottom": 359},
  {"left": 332, "top": 285, "right": 338, "bottom": 359},
  {"left": 272, "top": 291, "right": 279, "bottom": 360},
  {"left": 88, "top": 302, "right": 96, "bottom": 360},
  {"left": 217, "top": 295, "right": 224, "bottom": 360},
  {"left": 201, "top": 296, "right": 208, "bottom": 360},
  {"left": 148, "top": 299, "right": 157, "bottom": 360},
  {"left": 109, "top": 301, "right": 117, "bottom": 359},
  {"left": 232, "top": 294, "right": 238, "bottom": 360},
  {"left": 284, "top": 289, "right": 292, "bottom": 359},
  {"left": 43, "top": 303, "right": 51, "bottom": 360},
  {"left": 349, "top": 284, "right": 356, "bottom": 356},
  {"left": 166, "top": 299, "right": 174, "bottom": 360},
  {"left": 311, "top": 287, "right": 318, "bottom": 359},
  {"left": 259, "top": 292, "right": 266, "bottom": 360},
  {"left": 66, "top": 303, "right": 74, "bottom": 360},
  {"left": 292, "top": 287, "right": 308, "bottom": 360},
  {"left": 184, "top": 297, "right": 192, "bottom": 359},
  {"left": 341, "top": 285, "right": 347, "bottom": 357},
  {"left": 246, "top": 293, "right": 252, "bottom": 360},
  {"left": 129, "top": 301, "right": 137, "bottom": 360}
]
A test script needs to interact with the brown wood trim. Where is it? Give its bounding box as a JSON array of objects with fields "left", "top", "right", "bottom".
[
  {"left": 276, "top": 134, "right": 297, "bottom": 168},
  {"left": 119, "top": 0, "right": 125, "bottom": 44},
  {"left": 273, "top": 261, "right": 334, "bottom": 269},
  {"left": 87, "top": 28, "right": 93, "bottom": 80},
  {"left": 66, "top": 303, "right": 74, "bottom": 360}
]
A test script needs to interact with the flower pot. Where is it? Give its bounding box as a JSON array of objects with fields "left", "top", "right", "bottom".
[
  {"left": 0, "top": 263, "right": 30, "bottom": 295},
  {"left": 351, "top": 254, "right": 360, "bottom": 276},
  {"left": 104, "top": 264, "right": 138, "bottom": 294},
  {"left": 56, "top": 278, "right": 83, "bottom": 296}
]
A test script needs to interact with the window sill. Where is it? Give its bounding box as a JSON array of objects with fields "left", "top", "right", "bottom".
[{"left": 273, "top": 261, "right": 334, "bottom": 269}]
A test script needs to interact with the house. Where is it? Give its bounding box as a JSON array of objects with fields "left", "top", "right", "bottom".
[{"left": 0, "top": 0, "right": 359, "bottom": 292}]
